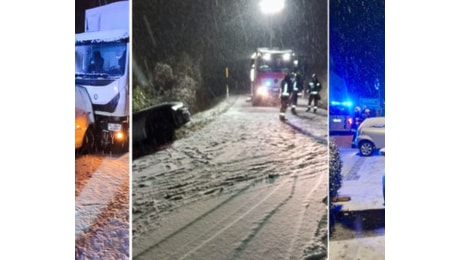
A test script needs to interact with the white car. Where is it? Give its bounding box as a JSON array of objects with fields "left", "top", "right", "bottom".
[
  {"left": 75, "top": 85, "right": 96, "bottom": 153},
  {"left": 353, "top": 117, "right": 385, "bottom": 156},
  {"left": 381, "top": 147, "right": 385, "bottom": 205}
]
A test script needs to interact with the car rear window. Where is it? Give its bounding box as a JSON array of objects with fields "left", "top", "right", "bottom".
[{"left": 330, "top": 106, "right": 351, "bottom": 116}]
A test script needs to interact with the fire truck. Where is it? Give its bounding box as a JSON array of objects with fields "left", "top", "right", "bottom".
[{"left": 249, "top": 48, "right": 298, "bottom": 106}]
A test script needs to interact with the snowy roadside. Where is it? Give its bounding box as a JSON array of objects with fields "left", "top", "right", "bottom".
[
  {"left": 175, "top": 95, "right": 240, "bottom": 140},
  {"left": 328, "top": 136, "right": 385, "bottom": 259},
  {"left": 176, "top": 94, "right": 327, "bottom": 144},
  {"left": 75, "top": 153, "right": 130, "bottom": 259}
]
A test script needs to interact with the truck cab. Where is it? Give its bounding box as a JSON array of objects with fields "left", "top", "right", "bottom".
[{"left": 75, "top": 1, "right": 129, "bottom": 151}]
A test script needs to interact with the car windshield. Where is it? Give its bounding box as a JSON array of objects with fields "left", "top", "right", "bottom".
[{"left": 370, "top": 123, "right": 385, "bottom": 128}]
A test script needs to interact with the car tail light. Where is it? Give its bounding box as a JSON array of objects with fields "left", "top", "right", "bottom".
[{"left": 347, "top": 117, "right": 353, "bottom": 125}]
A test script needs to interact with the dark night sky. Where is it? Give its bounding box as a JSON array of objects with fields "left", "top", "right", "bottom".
[
  {"left": 330, "top": 0, "right": 385, "bottom": 101},
  {"left": 76, "top": 0, "right": 328, "bottom": 97},
  {"left": 75, "top": 0, "right": 384, "bottom": 103},
  {"left": 132, "top": 0, "right": 327, "bottom": 93}
]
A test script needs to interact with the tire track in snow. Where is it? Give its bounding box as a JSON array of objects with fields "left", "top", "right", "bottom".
[
  {"left": 134, "top": 181, "right": 255, "bottom": 259},
  {"left": 134, "top": 170, "right": 325, "bottom": 259},
  {"left": 229, "top": 175, "right": 301, "bottom": 260},
  {"left": 285, "top": 171, "right": 326, "bottom": 259},
  {"left": 176, "top": 176, "right": 298, "bottom": 260}
]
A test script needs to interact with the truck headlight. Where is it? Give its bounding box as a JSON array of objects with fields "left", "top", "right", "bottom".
[
  {"left": 115, "top": 132, "right": 124, "bottom": 140},
  {"left": 256, "top": 86, "right": 268, "bottom": 97}
]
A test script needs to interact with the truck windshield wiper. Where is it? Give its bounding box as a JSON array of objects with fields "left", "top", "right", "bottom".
[{"left": 75, "top": 73, "right": 109, "bottom": 79}]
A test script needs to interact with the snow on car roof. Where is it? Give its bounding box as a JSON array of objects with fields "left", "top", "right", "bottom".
[
  {"left": 364, "top": 116, "right": 385, "bottom": 122},
  {"left": 361, "top": 116, "right": 385, "bottom": 126}
]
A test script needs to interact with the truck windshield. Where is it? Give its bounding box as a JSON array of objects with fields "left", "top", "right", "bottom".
[
  {"left": 256, "top": 54, "right": 292, "bottom": 73},
  {"left": 75, "top": 42, "right": 127, "bottom": 78}
]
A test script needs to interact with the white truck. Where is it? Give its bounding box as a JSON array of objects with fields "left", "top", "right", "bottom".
[{"left": 75, "top": 1, "right": 129, "bottom": 151}]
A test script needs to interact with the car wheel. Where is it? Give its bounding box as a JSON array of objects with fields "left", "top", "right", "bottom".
[{"left": 359, "top": 140, "right": 374, "bottom": 156}]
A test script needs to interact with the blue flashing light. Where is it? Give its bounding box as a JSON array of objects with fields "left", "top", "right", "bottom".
[
  {"left": 330, "top": 101, "right": 340, "bottom": 106},
  {"left": 330, "top": 100, "right": 353, "bottom": 107},
  {"left": 342, "top": 101, "right": 353, "bottom": 107}
]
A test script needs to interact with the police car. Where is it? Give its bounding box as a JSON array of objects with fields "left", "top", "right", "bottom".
[{"left": 329, "top": 101, "right": 353, "bottom": 134}]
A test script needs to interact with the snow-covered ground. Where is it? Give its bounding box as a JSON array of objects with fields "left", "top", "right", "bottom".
[
  {"left": 333, "top": 148, "right": 385, "bottom": 211},
  {"left": 75, "top": 153, "right": 130, "bottom": 259},
  {"left": 74, "top": 95, "right": 384, "bottom": 259},
  {"left": 132, "top": 95, "right": 329, "bottom": 259},
  {"left": 328, "top": 136, "right": 385, "bottom": 259}
]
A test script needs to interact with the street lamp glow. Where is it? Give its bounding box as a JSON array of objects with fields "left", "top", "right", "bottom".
[{"left": 259, "top": 0, "right": 285, "bottom": 14}]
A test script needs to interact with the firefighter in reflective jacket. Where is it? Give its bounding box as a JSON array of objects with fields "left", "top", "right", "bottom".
[
  {"left": 306, "top": 73, "right": 322, "bottom": 113},
  {"left": 279, "top": 71, "right": 293, "bottom": 120},
  {"left": 290, "top": 72, "right": 303, "bottom": 114}
]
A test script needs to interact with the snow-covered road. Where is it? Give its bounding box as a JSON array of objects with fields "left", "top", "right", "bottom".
[{"left": 132, "top": 95, "right": 329, "bottom": 259}]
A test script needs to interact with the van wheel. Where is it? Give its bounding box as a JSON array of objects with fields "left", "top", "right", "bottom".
[
  {"left": 359, "top": 140, "right": 374, "bottom": 156},
  {"left": 81, "top": 127, "right": 97, "bottom": 154}
]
